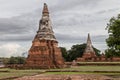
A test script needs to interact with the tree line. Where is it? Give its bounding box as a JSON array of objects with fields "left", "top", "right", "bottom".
[
  {"left": 1, "top": 56, "right": 26, "bottom": 65},
  {"left": 60, "top": 43, "right": 100, "bottom": 61}
]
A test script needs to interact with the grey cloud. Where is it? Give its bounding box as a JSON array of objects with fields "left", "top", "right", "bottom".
[
  {"left": 0, "top": 0, "right": 120, "bottom": 49},
  {"left": 92, "top": 35, "right": 108, "bottom": 43},
  {"left": 0, "top": 34, "right": 34, "bottom": 42},
  {"left": 56, "top": 33, "right": 107, "bottom": 44},
  {"left": 0, "top": 18, "right": 31, "bottom": 34},
  {"left": 1, "top": 0, "right": 120, "bottom": 57},
  {"left": 50, "top": 0, "right": 100, "bottom": 12},
  {"left": 0, "top": 10, "right": 40, "bottom": 41}
]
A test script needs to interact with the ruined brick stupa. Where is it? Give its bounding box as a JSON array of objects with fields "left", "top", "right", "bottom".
[
  {"left": 76, "top": 33, "right": 97, "bottom": 62},
  {"left": 82, "top": 33, "right": 97, "bottom": 59},
  {"left": 25, "top": 3, "right": 64, "bottom": 68}
]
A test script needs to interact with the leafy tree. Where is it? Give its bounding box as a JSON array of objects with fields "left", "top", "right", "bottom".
[
  {"left": 67, "top": 43, "right": 100, "bottom": 61},
  {"left": 7, "top": 56, "right": 26, "bottom": 64},
  {"left": 93, "top": 47, "right": 101, "bottom": 57},
  {"left": 0, "top": 57, "right": 9, "bottom": 65},
  {"left": 17, "top": 57, "right": 26, "bottom": 64},
  {"left": 59, "top": 47, "right": 68, "bottom": 61},
  {"left": 8, "top": 56, "right": 17, "bottom": 64},
  {"left": 105, "top": 14, "right": 120, "bottom": 57},
  {"left": 67, "top": 44, "right": 86, "bottom": 61}
]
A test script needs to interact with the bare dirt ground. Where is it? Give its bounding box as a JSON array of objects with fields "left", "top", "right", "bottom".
[{"left": 15, "top": 74, "right": 119, "bottom": 80}]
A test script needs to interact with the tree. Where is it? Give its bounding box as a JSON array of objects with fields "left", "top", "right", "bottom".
[
  {"left": 105, "top": 14, "right": 120, "bottom": 57},
  {"left": 17, "top": 57, "right": 26, "bottom": 64},
  {"left": 7, "top": 56, "right": 26, "bottom": 64},
  {"left": 59, "top": 47, "right": 68, "bottom": 61},
  {"left": 67, "top": 43, "right": 100, "bottom": 61},
  {"left": 8, "top": 56, "right": 17, "bottom": 64}
]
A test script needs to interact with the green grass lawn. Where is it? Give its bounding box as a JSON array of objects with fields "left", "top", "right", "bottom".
[
  {"left": 71, "top": 66, "right": 120, "bottom": 71},
  {"left": 45, "top": 72, "right": 120, "bottom": 76},
  {"left": 48, "top": 66, "right": 120, "bottom": 71},
  {"left": 0, "top": 68, "right": 45, "bottom": 79},
  {"left": 77, "top": 62, "right": 120, "bottom": 64},
  {"left": 46, "top": 66, "right": 120, "bottom": 77},
  {"left": 0, "top": 65, "right": 120, "bottom": 79},
  {"left": 77, "top": 62, "right": 120, "bottom": 65}
]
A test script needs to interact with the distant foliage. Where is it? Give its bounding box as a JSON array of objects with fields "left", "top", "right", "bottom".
[
  {"left": 59, "top": 47, "right": 68, "bottom": 61},
  {"left": 7, "top": 56, "right": 26, "bottom": 64},
  {"left": 60, "top": 43, "right": 100, "bottom": 61},
  {"left": 67, "top": 44, "right": 86, "bottom": 61},
  {"left": 105, "top": 14, "right": 120, "bottom": 57},
  {"left": 1, "top": 58, "right": 9, "bottom": 65}
]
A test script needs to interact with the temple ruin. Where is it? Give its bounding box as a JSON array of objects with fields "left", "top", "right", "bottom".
[
  {"left": 77, "top": 33, "right": 120, "bottom": 62},
  {"left": 25, "top": 3, "right": 64, "bottom": 69}
]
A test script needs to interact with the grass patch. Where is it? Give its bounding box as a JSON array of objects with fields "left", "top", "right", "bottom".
[
  {"left": 71, "top": 66, "right": 120, "bottom": 71},
  {"left": 77, "top": 62, "right": 120, "bottom": 65},
  {"left": 45, "top": 71, "right": 120, "bottom": 75},
  {"left": 45, "top": 66, "right": 120, "bottom": 76},
  {"left": 0, "top": 65, "right": 120, "bottom": 79},
  {"left": 77, "top": 62, "right": 120, "bottom": 64},
  {"left": 0, "top": 68, "right": 44, "bottom": 79},
  {"left": 48, "top": 66, "right": 120, "bottom": 71}
]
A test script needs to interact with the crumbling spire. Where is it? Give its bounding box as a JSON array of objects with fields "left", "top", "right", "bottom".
[
  {"left": 82, "top": 33, "right": 96, "bottom": 58},
  {"left": 37, "top": 3, "right": 56, "bottom": 41},
  {"left": 85, "top": 33, "right": 94, "bottom": 53},
  {"left": 42, "top": 3, "right": 49, "bottom": 16}
]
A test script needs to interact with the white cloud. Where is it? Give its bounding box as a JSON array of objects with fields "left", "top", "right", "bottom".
[
  {"left": 0, "top": 43, "right": 25, "bottom": 57},
  {"left": 0, "top": 0, "right": 41, "bottom": 18}
]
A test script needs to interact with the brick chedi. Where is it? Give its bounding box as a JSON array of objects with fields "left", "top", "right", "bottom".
[
  {"left": 25, "top": 3, "right": 64, "bottom": 69},
  {"left": 77, "top": 33, "right": 97, "bottom": 62},
  {"left": 76, "top": 33, "right": 120, "bottom": 62},
  {"left": 82, "top": 33, "right": 96, "bottom": 59}
]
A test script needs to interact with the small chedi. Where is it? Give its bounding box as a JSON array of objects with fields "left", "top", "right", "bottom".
[
  {"left": 82, "top": 33, "right": 96, "bottom": 59},
  {"left": 25, "top": 3, "right": 64, "bottom": 68},
  {"left": 77, "top": 33, "right": 97, "bottom": 62},
  {"left": 77, "top": 33, "right": 120, "bottom": 62}
]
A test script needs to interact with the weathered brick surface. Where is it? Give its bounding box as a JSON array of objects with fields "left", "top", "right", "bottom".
[{"left": 25, "top": 3, "right": 64, "bottom": 69}]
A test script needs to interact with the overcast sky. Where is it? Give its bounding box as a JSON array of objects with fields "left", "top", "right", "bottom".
[{"left": 0, "top": 0, "right": 120, "bottom": 57}]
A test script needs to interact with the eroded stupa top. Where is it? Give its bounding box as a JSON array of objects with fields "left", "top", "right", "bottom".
[{"left": 36, "top": 3, "right": 56, "bottom": 41}]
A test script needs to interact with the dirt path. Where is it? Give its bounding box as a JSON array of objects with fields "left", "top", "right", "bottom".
[{"left": 15, "top": 74, "right": 118, "bottom": 80}]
